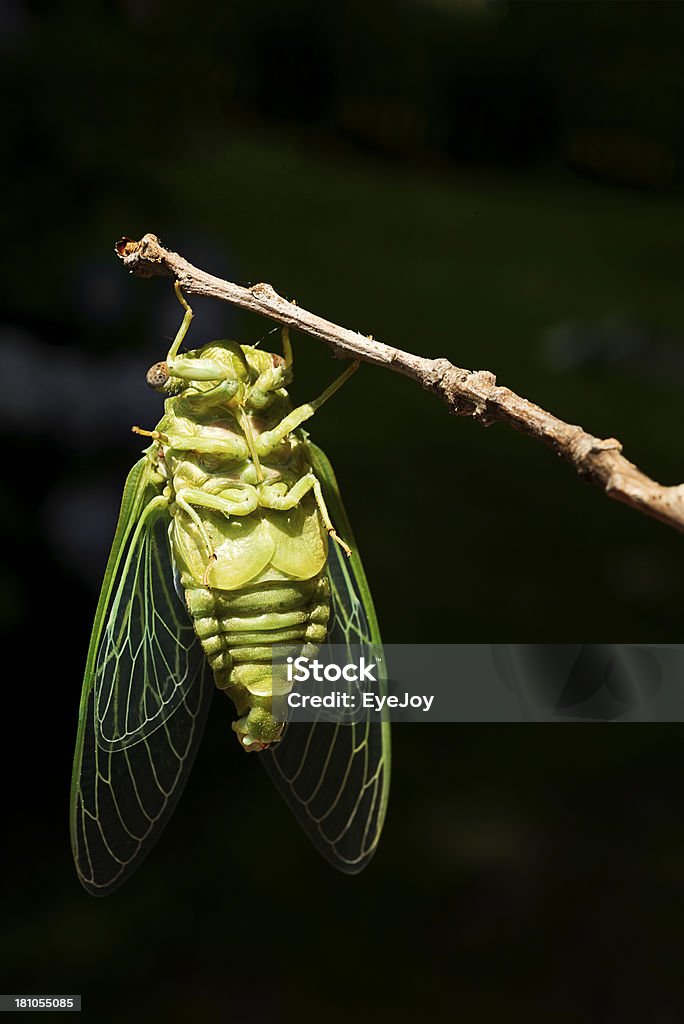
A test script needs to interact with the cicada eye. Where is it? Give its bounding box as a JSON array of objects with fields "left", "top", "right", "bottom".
[{"left": 146, "top": 361, "right": 170, "bottom": 391}]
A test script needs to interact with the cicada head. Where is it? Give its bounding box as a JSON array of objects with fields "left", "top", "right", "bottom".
[
  {"left": 147, "top": 341, "right": 251, "bottom": 400},
  {"left": 146, "top": 336, "right": 293, "bottom": 413}
]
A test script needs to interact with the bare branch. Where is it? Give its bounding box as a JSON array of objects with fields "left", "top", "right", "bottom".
[{"left": 115, "top": 233, "right": 684, "bottom": 535}]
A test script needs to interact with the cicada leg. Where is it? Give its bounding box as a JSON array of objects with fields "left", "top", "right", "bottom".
[
  {"left": 175, "top": 485, "right": 260, "bottom": 584},
  {"left": 255, "top": 360, "right": 360, "bottom": 456},
  {"left": 281, "top": 326, "right": 293, "bottom": 369},
  {"left": 154, "top": 432, "right": 250, "bottom": 460},
  {"left": 174, "top": 493, "right": 217, "bottom": 577},
  {"left": 166, "top": 285, "right": 244, "bottom": 384},
  {"left": 176, "top": 485, "right": 259, "bottom": 518},
  {"left": 311, "top": 477, "right": 352, "bottom": 557},
  {"left": 260, "top": 474, "right": 352, "bottom": 558},
  {"left": 167, "top": 282, "right": 194, "bottom": 362}
]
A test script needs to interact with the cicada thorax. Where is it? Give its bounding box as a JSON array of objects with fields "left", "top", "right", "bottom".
[{"left": 156, "top": 365, "right": 331, "bottom": 751}]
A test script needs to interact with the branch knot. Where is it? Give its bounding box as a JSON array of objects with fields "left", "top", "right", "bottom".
[
  {"left": 432, "top": 360, "right": 497, "bottom": 419},
  {"left": 115, "top": 233, "right": 172, "bottom": 278},
  {"left": 251, "top": 282, "right": 279, "bottom": 302},
  {"left": 569, "top": 433, "right": 623, "bottom": 466}
]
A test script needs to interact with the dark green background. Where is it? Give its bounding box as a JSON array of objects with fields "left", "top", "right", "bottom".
[{"left": 3, "top": 2, "right": 684, "bottom": 1020}]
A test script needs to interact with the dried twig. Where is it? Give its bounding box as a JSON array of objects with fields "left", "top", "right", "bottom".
[{"left": 116, "top": 233, "right": 684, "bottom": 535}]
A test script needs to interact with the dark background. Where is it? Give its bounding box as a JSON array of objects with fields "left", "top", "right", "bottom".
[{"left": 4, "top": 1, "right": 684, "bottom": 1020}]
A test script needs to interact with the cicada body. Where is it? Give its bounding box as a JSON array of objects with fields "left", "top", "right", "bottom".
[{"left": 70, "top": 288, "right": 391, "bottom": 894}]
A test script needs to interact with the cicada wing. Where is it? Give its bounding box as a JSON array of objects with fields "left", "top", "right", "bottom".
[
  {"left": 70, "top": 457, "right": 212, "bottom": 895},
  {"left": 262, "top": 440, "right": 391, "bottom": 874}
]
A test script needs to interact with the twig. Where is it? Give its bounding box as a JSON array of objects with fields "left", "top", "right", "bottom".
[{"left": 115, "top": 233, "right": 684, "bottom": 535}]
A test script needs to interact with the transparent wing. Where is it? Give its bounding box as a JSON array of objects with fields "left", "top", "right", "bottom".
[
  {"left": 70, "top": 458, "right": 212, "bottom": 895},
  {"left": 262, "top": 440, "right": 391, "bottom": 873}
]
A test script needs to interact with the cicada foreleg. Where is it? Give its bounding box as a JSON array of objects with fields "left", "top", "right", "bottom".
[
  {"left": 166, "top": 285, "right": 244, "bottom": 386},
  {"left": 255, "top": 359, "right": 360, "bottom": 457},
  {"left": 167, "top": 282, "right": 194, "bottom": 362}
]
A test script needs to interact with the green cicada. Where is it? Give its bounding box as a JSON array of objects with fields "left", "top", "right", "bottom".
[{"left": 70, "top": 284, "right": 391, "bottom": 894}]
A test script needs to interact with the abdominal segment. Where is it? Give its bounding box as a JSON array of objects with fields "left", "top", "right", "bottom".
[{"left": 183, "top": 575, "right": 331, "bottom": 747}]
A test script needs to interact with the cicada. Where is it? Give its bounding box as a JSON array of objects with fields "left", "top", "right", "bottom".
[{"left": 70, "top": 284, "right": 391, "bottom": 894}]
